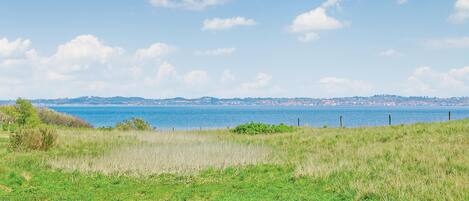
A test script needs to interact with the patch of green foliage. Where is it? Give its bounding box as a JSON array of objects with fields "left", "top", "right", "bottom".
[
  {"left": 0, "top": 99, "right": 62, "bottom": 152},
  {"left": 0, "top": 106, "right": 19, "bottom": 132},
  {"left": 0, "top": 99, "right": 41, "bottom": 132},
  {"left": 9, "top": 127, "right": 58, "bottom": 151},
  {"left": 115, "top": 118, "right": 152, "bottom": 131},
  {"left": 1, "top": 99, "right": 92, "bottom": 132},
  {"left": 37, "top": 107, "right": 92, "bottom": 128},
  {"left": 232, "top": 122, "right": 296, "bottom": 135},
  {"left": 15, "top": 99, "right": 41, "bottom": 128}
]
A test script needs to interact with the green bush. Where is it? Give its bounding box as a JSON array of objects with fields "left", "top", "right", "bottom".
[
  {"left": 0, "top": 105, "right": 19, "bottom": 131},
  {"left": 16, "top": 98, "right": 41, "bottom": 127},
  {"left": 37, "top": 107, "right": 92, "bottom": 128},
  {"left": 232, "top": 122, "right": 296, "bottom": 135},
  {"left": 115, "top": 118, "right": 152, "bottom": 131},
  {"left": 10, "top": 127, "right": 58, "bottom": 151}
]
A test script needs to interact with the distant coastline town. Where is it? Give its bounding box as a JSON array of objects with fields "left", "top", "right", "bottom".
[{"left": 1, "top": 95, "right": 468, "bottom": 107}]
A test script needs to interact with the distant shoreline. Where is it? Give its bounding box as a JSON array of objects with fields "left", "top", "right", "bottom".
[{"left": 1, "top": 95, "right": 468, "bottom": 107}]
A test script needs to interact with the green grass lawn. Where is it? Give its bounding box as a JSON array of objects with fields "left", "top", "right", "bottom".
[{"left": 0, "top": 120, "right": 468, "bottom": 200}]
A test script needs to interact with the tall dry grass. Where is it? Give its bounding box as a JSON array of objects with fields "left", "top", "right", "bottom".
[
  {"left": 49, "top": 130, "right": 273, "bottom": 175},
  {"left": 49, "top": 142, "right": 272, "bottom": 175}
]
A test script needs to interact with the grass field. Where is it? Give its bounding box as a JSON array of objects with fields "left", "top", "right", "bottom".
[{"left": 0, "top": 120, "right": 468, "bottom": 200}]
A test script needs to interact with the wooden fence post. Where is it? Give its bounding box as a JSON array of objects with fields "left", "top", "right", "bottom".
[
  {"left": 297, "top": 118, "right": 300, "bottom": 127},
  {"left": 448, "top": 111, "right": 451, "bottom": 121},
  {"left": 388, "top": 114, "right": 392, "bottom": 126},
  {"left": 340, "top": 115, "right": 343, "bottom": 128}
]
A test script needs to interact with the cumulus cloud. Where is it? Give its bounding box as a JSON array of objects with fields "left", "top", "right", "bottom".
[
  {"left": 449, "top": 0, "right": 469, "bottom": 23},
  {"left": 404, "top": 66, "right": 469, "bottom": 97},
  {"left": 0, "top": 37, "right": 33, "bottom": 58},
  {"left": 0, "top": 35, "right": 176, "bottom": 98},
  {"left": 156, "top": 62, "right": 177, "bottom": 83},
  {"left": 319, "top": 77, "right": 374, "bottom": 96},
  {"left": 135, "top": 43, "right": 175, "bottom": 61},
  {"left": 149, "top": 0, "right": 226, "bottom": 10},
  {"left": 0, "top": 35, "right": 284, "bottom": 99},
  {"left": 51, "top": 35, "right": 122, "bottom": 64},
  {"left": 203, "top": 17, "right": 256, "bottom": 31},
  {"left": 44, "top": 35, "right": 124, "bottom": 78},
  {"left": 195, "top": 47, "right": 235, "bottom": 56},
  {"left": 289, "top": 0, "right": 344, "bottom": 43},
  {"left": 424, "top": 37, "right": 469, "bottom": 49}
]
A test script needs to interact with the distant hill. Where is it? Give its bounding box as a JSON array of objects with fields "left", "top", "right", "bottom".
[{"left": 1, "top": 95, "right": 468, "bottom": 106}]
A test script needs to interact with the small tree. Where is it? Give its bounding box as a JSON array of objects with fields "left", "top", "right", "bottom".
[{"left": 16, "top": 98, "right": 41, "bottom": 127}]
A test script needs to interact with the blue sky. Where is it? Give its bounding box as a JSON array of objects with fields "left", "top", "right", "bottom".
[{"left": 0, "top": 0, "right": 468, "bottom": 99}]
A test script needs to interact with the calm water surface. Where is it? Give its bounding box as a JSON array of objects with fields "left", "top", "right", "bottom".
[{"left": 50, "top": 106, "right": 469, "bottom": 130}]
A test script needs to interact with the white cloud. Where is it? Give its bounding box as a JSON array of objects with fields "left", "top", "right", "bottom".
[
  {"left": 379, "top": 49, "right": 402, "bottom": 57},
  {"left": 149, "top": 0, "right": 226, "bottom": 10},
  {"left": 203, "top": 17, "right": 256, "bottom": 31},
  {"left": 449, "top": 0, "right": 469, "bottom": 23},
  {"left": 290, "top": 7, "right": 343, "bottom": 33},
  {"left": 397, "top": 0, "right": 408, "bottom": 5},
  {"left": 289, "top": 1, "right": 344, "bottom": 43},
  {"left": 156, "top": 62, "right": 177, "bottom": 83},
  {"left": 1, "top": 35, "right": 280, "bottom": 99},
  {"left": 241, "top": 73, "right": 272, "bottom": 90},
  {"left": 319, "top": 77, "right": 374, "bottom": 96},
  {"left": 135, "top": 43, "right": 175, "bottom": 61},
  {"left": 404, "top": 66, "right": 469, "bottom": 97},
  {"left": 183, "top": 70, "right": 209, "bottom": 85},
  {"left": 0, "top": 38, "right": 33, "bottom": 58},
  {"left": 424, "top": 37, "right": 469, "bottom": 49},
  {"left": 195, "top": 47, "right": 235, "bottom": 56},
  {"left": 51, "top": 35, "right": 122, "bottom": 64}
]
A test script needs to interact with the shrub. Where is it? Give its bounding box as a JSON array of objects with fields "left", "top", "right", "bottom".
[
  {"left": 232, "top": 122, "right": 296, "bottom": 135},
  {"left": 0, "top": 105, "right": 19, "bottom": 131},
  {"left": 115, "top": 118, "right": 152, "bottom": 131},
  {"left": 10, "top": 127, "right": 58, "bottom": 151},
  {"left": 37, "top": 107, "right": 92, "bottom": 128},
  {"left": 15, "top": 98, "right": 41, "bottom": 127}
]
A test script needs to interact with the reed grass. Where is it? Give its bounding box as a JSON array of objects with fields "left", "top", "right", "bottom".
[
  {"left": 49, "top": 142, "right": 272, "bottom": 175},
  {"left": 49, "top": 129, "right": 273, "bottom": 175}
]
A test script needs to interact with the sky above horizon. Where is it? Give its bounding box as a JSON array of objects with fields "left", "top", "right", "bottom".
[{"left": 1, "top": 0, "right": 469, "bottom": 99}]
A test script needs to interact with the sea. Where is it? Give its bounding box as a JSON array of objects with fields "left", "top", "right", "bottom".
[{"left": 50, "top": 106, "right": 469, "bottom": 130}]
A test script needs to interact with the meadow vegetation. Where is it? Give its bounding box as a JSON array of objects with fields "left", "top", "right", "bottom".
[{"left": 0, "top": 102, "right": 467, "bottom": 200}]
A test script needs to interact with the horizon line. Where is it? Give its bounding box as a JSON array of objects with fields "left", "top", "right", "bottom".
[{"left": 2, "top": 94, "right": 469, "bottom": 101}]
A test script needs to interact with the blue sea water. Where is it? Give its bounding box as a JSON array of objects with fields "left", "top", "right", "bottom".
[{"left": 50, "top": 106, "right": 469, "bottom": 130}]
